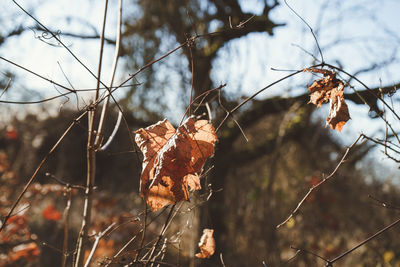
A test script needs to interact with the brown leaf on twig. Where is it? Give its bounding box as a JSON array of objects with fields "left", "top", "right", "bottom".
[
  {"left": 135, "top": 117, "right": 217, "bottom": 211},
  {"left": 327, "top": 89, "right": 350, "bottom": 131},
  {"left": 195, "top": 229, "right": 215, "bottom": 259},
  {"left": 305, "top": 68, "right": 350, "bottom": 131}
]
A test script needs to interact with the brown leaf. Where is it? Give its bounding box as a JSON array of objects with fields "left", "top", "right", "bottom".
[
  {"left": 135, "top": 117, "right": 217, "bottom": 211},
  {"left": 305, "top": 68, "right": 350, "bottom": 131},
  {"left": 195, "top": 229, "right": 215, "bottom": 259},
  {"left": 185, "top": 174, "right": 201, "bottom": 191},
  {"left": 326, "top": 89, "right": 350, "bottom": 131},
  {"left": 308, "top": 76, "right": 335, "bottom": 107}
]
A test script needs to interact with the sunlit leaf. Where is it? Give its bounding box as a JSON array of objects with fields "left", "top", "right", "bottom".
[
  {"left": 135, "top": 117, "right": 217, "bottom": 211},
  {"left": 195, "top": 229, "right": 215, "bottom": 259},
  {"left": 305, "top": 68, "right": 350, "bottom": 131}
]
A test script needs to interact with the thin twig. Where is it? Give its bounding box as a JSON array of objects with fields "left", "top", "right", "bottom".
[
  {"left": 291, "top": 43, "right": 320, "bottom": 62},
  {"left": 362, "top": 135, "right": 400, "bottom": 154},
  {"left": 62, "top": 187, "right": 72, "bottom": 267},
  {"left": 137, "top": 260, "right": 177, "bottom": 267},
  {"left": 84, "top": 222, "right": 116, "bottom": 267},
  {"left": 216, "top": 69, "right": 305, "bottom": 132},
  {"left": 0, "top": 77, "right": 11, "bottom": 99},
  {"left": 205, "top": 102, "right": 213, "bottom": 122},
  {"left": 217, "top": 89, "right": 248, "bottom": 141},
  {"left": 325, "top": 63, "right": 400, "bottom": 122},
  {"left": 94, "top": 0, "right": 123, "bottom": 149},
  {"left": 0, "top": 83, "right": 139, "bottom": 105},
  {"left": 276, "top": 134, "right": 363, "bottom": 228},
  {"left": 280, "top": 248, "right": 301, "bottom": 266},
  {"left": 329, "top": 216, "right": 400, "bottom": 264},
  {"left": 57, "top": 60, "right": 79, "bottom": 109},
  {"left": 290, "top": 246, "right": 329, "bottom": 263},
  {"left": 12, "top": 0, "right": 111, "bottom": 93},
  {"left": 368, "top": 195, "right": 400, "bottom": 211},
  {"left": 188, "top": 39, "right": 195, "bottom": 117},
  {"left": 284, "top": 0, "right": 324, "bottom": 63},
  {"left": 74, "top": 0, "right": 109, "bottom": 265},
  {"left": 45, "top": 172, "right": 86, "bottom": 190},
  {"left": 0, "top": 111, "right": 87, "bottom": 233},
  {"left": 229, "top": 14, "right": 256, "bottom": 29},
  {"left": 12, "top": 0, "right": 134, "bottom": 153},
  {"left": 135, "top": 202, "right": 149, "bottom": 262},
  {"left": 146, "top": 204, "right": 177, "bottom": 265},
  {"left": 361, "top": 135, "right": 400, "bottom": 162},
  {"left": 109, "top": 236, "right": 137, "bottom": 266},
  {"left": 74, "top": 108, "right": 97, "bottom": 267},
  {"left": 180, "top": 84, "right": 226, "bottom": 125},
  {"left": 0, "top": 55, "right": 75, "bottom": 93},
  {"left": 220, "top": 253, "right": 226, "bottom": 267},
  {"left": 152, "top": 238, "right": 167, "bottom": 267},
  {"left": 100, "top": 111, "right": 123, "bottom": 151}
]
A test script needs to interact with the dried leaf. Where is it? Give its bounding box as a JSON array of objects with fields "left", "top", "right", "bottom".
[
  {"left": 195, "top": 229, "right": 215, "bottom": 259},
  {"left": 185, "top": 174, "right": 201, "bottom": 191},
  {"left": 305, "top": 68, "right": 350, "bottom": 131},
  {"left": 135, "top": 117, "right": 217, "bottom": 211},
  {"left": 326, "top": 90, "right": 350, "bottom": 131}
]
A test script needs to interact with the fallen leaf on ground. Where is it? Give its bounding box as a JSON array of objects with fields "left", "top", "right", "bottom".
[
  {"left": 135, "top": 117, "right": 217, "bottom": 211},
  {"left": 195, "top": 229, "right": 215, "bottom": 259}
]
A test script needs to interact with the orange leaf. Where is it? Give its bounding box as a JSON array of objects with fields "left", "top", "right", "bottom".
[
  {"left": 195, "top": 229, "right": 215, "bottom": 259},
  {"left": 305, "top": 68, "right": 350, "bottom": 131},
  {"left": 42, "top": 204, "right": 62, "bottom": 221},
  {"left": 135, "top": 117, "right": 217, "bottom": 211}
]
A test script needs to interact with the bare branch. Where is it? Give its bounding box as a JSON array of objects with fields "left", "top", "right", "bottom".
[{"left": 277, "top": 134, "right": 364, "bottom": 229}]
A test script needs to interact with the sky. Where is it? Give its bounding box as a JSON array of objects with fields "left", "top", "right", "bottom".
[
  {"left": 0, "top": 0, "right": 399, "bottom": 172},
  {"left": 1, "top": 1, "right": 399, "bottom": 104}
]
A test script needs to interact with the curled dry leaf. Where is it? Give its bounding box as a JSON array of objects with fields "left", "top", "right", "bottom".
[
  {"left": 305, "top": 68, "right": 350, "bottom": 131},
  {"left": 195, "top": 228, "right": 215, "bottom": 259},
  {"left": 135, "top": 117, "right": 217, "bottom": 211},
  {"left": 327, "top": 89, "right": 350, "bottom": 131}
]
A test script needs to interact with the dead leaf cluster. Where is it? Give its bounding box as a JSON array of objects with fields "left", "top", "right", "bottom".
[{"left": 305, "top": 68, "right": 350, "bottom": 131}]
